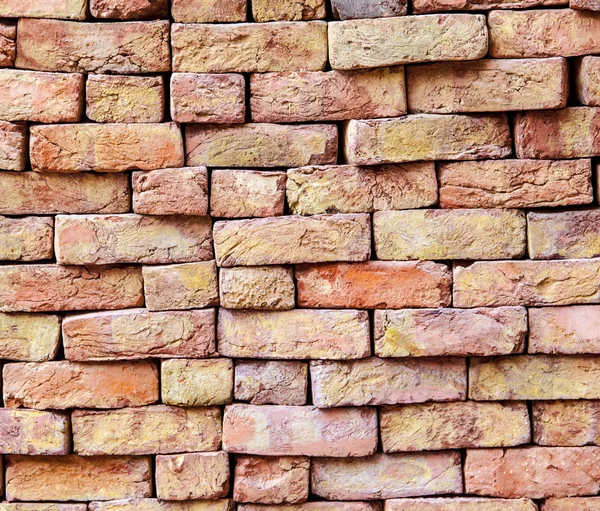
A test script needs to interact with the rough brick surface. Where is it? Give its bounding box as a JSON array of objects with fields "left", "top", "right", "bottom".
[
  {"left": 219, "top": 267, "right": 295, "bottom": 310},
  {"left": 0, "top": 0, "right": 86, "bottom": 19},
  {"left": 171, "top": 0, "right": 246, "bottom": 22},
  {"left": 331, "top": 0, "right": 407, "bottom": 19},
  {"left": 0, "top": 312, "right": 60, "bottom": 362},
  {"left": 0, "top": 121, "right": 27, "bottom": 171},
  {"left": 90, "top": 501, "right": 234, "bottom": 511},
  {"left": 543, "top": 499, "right": 600, "bottom": 511},
  {"left": 0, "top": 409, "right": 70, "bottom": 455},
  {"left": 90, "top": 0, "right": 168, "bottom": 19},
  {"left": 0, "top": 21, "right": 16, "bottom": 67},
  {"left": 575, "top": 57, "right": 600, "bottom": 106},
  {"left": 234, "top": 361, "right": 307, "bottom": 405},
  {"left": 253, "top": 0, "right": 325, "bottom": 21},
  {"left": 386, "top": 499, "right": 538, "bottom": 511},
  {"left": 533, "top": 400, "right": 600, "bottom": 446},
  {"left": 0, "top": 216, "right": 53, "bottom": 262}
]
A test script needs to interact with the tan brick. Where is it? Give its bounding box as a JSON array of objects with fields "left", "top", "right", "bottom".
[
  {"left": 218, "top": 309, "right": 370, "bottom": 360},
  {"left": 438, "top": 159, "right": 593, "bottom": 208},
  {"left": 331, "top": 0, "right": 407, "bottom": 19},
  {"left": 223, "top": 404, "right": 377, "bottom": 457},
  {"left": 72, "top": 405, "right": 221, "bottom": 455},
  {"left": 344, "top": 114, "right": 511, "bottom": 165},
  {"left": 0, "top": 0, "right": 86, "bottom": 19},
  {"left": 415, "top": 0, "right": 564, "bottom": 11},
  {"left": 575, "top": 57, "right": 600, "bottom": 106},
  {"left": 374, "top": 307, "right": 527, "bottom": 357},
  {"left": 240, "top": 504, "right": 378, "bottom": 511},
  {"left": 381, "top": 402, "right": 530, "bottom": 452},
  {"left": 234, "top": 361, "right": 307, "bottom": 405},
  {"left": 90, "top": 0, "right": 168, "bottom": 19},
  {"left": 5, "top": 455, "right": 152, "bottom": 501},
  {"left": 0, "top": 504, "right": 87, "bottom": 511},
  {"left": 544, "top": 498, "right": 600, "bottom": 511},
  {"left": 253, "top": 0, "right": 325, "bottom": 21},
  {"left": 90, "top": 500, "right": 233, "bottom": 511},
  {"left": 0, "top": 216, "right": 53, "bottom": 261},
  {"left": 312, "top": 452, "right": 462, "bottom": 500},
  {"left": 329, "top": 15, "right": 487, "bottom": 70},
  {"left": 171, "top": 0, "right": 246, "bottom": 22},
  {"left": 311, "top": 357, "right": 466, "bottom": 407},
  {"left": 3, "top": 360, "right": 158, "bottom": 410},
  {"left": 572, "top": 0, "right": 600, "bottom": 9},
  {"left": 0, "top": 21, "right": 16, "bottom": 67},
  {"left": 0, "top": 409, "right": 69, "bottom": 455},
  {"left": 533, "top": 401, "right": 600, "bottom": 446},
  {"left": 0, "top": 313, "right": 60, "bottom": 362},
  {"left": 0, "top": 121, "right": 26, "bottom": 171},
  {"left": 296, "top": 261, "right": 451, "bottom": 309},
  {"left": 220, "top": 266, "right": 295, "bottom": 310},
  {"left": 385, "top": 498, "right": 538, "bottom": 511}
]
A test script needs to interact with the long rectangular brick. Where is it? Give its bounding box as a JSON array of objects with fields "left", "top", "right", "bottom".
[
  {"left": 218, "top": 309, "right": 370, "bottom": 360},
  {"left": 0, "top": 312, "right": 60, "bottom": 362},
  {"left": 331, "top": 0, "right": 407, "bottom": 19},
  {"left": 223, "top": 404, "right": 377, "bottom": 456},
  {"left": 374, "top": 307, "right": 527, "bottom": 357},
  {"left": 72, "top": 405, "right": 221, "bottom": 455},
  {"left": 30, "top": 123, "right": 183, "bottom": 172},
  {"left": 55, "top": 214, "right": 212, "bottom": 265},
  {"left": 16, "top": 19, "right": 170, "bottom": 73},
  {"left": 380, "top": 402, "right": 530, "bottom": 452},
  {"left": 543, "top": 499, "right": 600, "bottom": 511},
  {"left": 0, "top": 21, "right": 16, "bottom": 67},
  {"left": 385, "top": 499, "right": 538, "bottom": 511},
  {"left": 0, "top": 409, "right": 69, "bottom": 455},
  {"left": 3, "top": 361, "right": 158, "bottom": 409},
  {"left": 0, "top": 0, "right": 86, "bottom": 19},
  {"left": 0, "top": 504, "right": 86, "bottom": 511},
  {"left": 240, "top": 504, "right": 378, "bottom": 511},
  {"left": 533, "top": 401, "right": 600, "bottom": 446},
  {"left": 344, "top": 114, "right": 511, "bottom": 165},
  {"left": 90, "top": 0, "right": 169, "bottom": 19},
  {"left": 0, "top": 121, "right": 27, "bottom": 171},
  {"left": 234, "top": 361, "right": 307, "bottom": 405},
  {"left": 5, "top": 455, "right": 152, "bottom": 501},
  {"left": 90, "top": 500, "right": 234, "bottom": 511},
  {"left": 576, "top": 57, "right": 600, "bottom": 106},
  {"left": 171, "top": 0, "right": 246, "bottom": 22},
  {"left": 0, "top": 216, "right": 53, "bottom": 262},
  {"left": 311, "top": 357, "right": 466, "bottom": 407},
  {"left": 413, "top": 0, "right": 565, "bottom": 11}
]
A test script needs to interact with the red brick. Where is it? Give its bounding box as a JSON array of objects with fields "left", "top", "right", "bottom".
[
  {"left": 0, "top": 409, "right": 70, "bottom": 455},
  {"left": 413, "top": 0, "right": 564, "bottom": 11},
  {"left": 0, "top": 216, "right": 53, "bottom": 262},
  {"left": 0, "top": 0, "right": 86, "bottom": 19},
  {"left": 385, "top": 499, "right": 538, "bottom": 511},
  {"left": 0, "top": 21, "right": 16, "bottom": 67},
  {"left": 544, "top": 498, "right": 600, "bottom": 511},
  {"left": 533, "top": 401, "right": 600, "bottom": 446},
  {"left": 575, "top": 57, "right": 600, "bottom": 106},
  {"left": 0, "top": 121, "right": 26, "bottom": 171},
  {"left": 0, "top": 312, "right": 60, "bottom": 362},
  {"left": 331, "top": 0, "right": 407, "bottom": 19},
  {"left": 234, "top": 361, "right": 307, "bottom": 405},
  {"left": 171, "top": 0, "right": 246, "bottom": 22},
  {"left": 90, "top": 0, "right": 168, "bottom": 19}
]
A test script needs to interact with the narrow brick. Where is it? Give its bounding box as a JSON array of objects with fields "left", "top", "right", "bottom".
[
  {"left": 171, "top": 0, "right": 246, "bottom": 22},
  {"left": 575, "top": 57, "right": 600, "bottom": 106},
  {"left": 0, "top": 21, "right": 16, "bottom": 67},
  {"left": 544, "top": 498, "right": 600, "bottom": 511},
  {"left": 220, "top": 266, "right": 295, "bottom": 310},
  {"left": 385, "top": 499, "right": 538, "bottom": 511},
  {"left": 223, "top": 404, "right": 377, "bottom": 457},
  {"left": 572, "top": 0, "right": 600, "bottom": 9},
  {"left": 240, "top": 505, "right": 378, "bottom": 511},
  {"left": 3, "top": 360, "right": 158, "bottom": 410},
  {"left": 0, "top": 504, "right": 87, "bottom": 511},
  {"left": 218, "top": 309, "right": 370, "bottom": 360},
  {"left": 90, "top": 500, "right": 233, "bottom": 511},
  {"left": 0, "top": 216, "right": 53, "bottom": 261},
  {"left": 381, "top": 402, "right": 530, "bottom": 452},
  {"left": 414, "top": 0, "right": 564, "bottom": 11},
  {"left": 90, "top": 0, "right": 168, "bottom": 19},
  {"left": 345, "top": 114, "right": 511, "bottom": 165},
  {"left": 0, "top": 121, "right": 26, "bottom": 171},
  {"left": 533, "top": 401, "right": 600, "bottom": 446},
  {"left": 311, "top": 357, "right": 466, "bottom": 407},
  {"left": 0, "top": 313, "right": 60, "bottom": 362},
  {"left": 234, "top": 361, "right": 307, "bottom": 405},
  {"left": 172, "top": 22, "right": 327, "bottom": 73},
  {"left": 296, "top": 261, "right": 451, "bottom": 309},
  {"left": 0, "top": 409, "right": 69, "bottom": 455},
  {"left": 331, "top": 0, "right": 407, "bottom": 19},
  {"left": 72, "top": 405, "right": 221, "bottom": 455},
  {"left": 0, "top": 0, "right": 86, "bottom": 19}
]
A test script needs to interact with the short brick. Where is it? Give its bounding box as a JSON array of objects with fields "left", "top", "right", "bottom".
[
  {"left": 0, "top": 0, "right": 86, "bottom": 19},
  {"left": 385, "top": 499, "right": 537, "bottom": 511},
  {"left": 0, "top": 21, "right": 16, "bottom": 67},
  {"left": 0, "top": 121, "right": 27, "bottom": 171},
  {"left": 220, "top": 266, "right": 295, "bottom": 310},
  {"left": 0, "top": 409, "right": 70, "bottom": 455},
  {"left": 533, "top": 401, "right": 600, "bottom": 446},
  {"left": 90, "top": 0, "right": 168, "bottom": 19},
  {"left": 575, "top": 57, "right": 600, "bottom": 106},
  {"left": 234, "top": 361, "right": 307, "bottom": 405},
  {"left": 171, "top": 0, "right": 246, "bottom": 22},
  {"left": 90, "top": 500, "right": 233, "bottom": 511},
  {"left": 253, "top": 0, "right": 325, "bottom": 21},
  {"left": 543, "top": 498, "right": 600, "bottom": 511},
  {"left": 0, "top": 216, "right": 53, "bottom": 261},
  {"left": 0, "top": 312, "right": 60, "bottom": 362},
  {"left": 331, "top": 0, "right": 407, "bottom": 19},
  {"left": 240, "top": 505, "right": 378, "bottom": 511}
]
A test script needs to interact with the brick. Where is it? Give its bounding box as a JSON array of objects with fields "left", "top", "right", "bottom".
[
  {"left": 469, "top": 355, "right": 600, "bottom": 400},
  {"left": 380, "top": 402, "right": 530, "bottom": 452},
  {"left": 438, "top": 159, "right": 593, "bottom": 208},
  {"left": 0, "top": 69, "right": 83, "bottom": 122},
  {"left": 234, "top": 361, "right": 307, "bottom": 405},
  {"left": 156, "top": 452, "right": 229, "bottom": 500},
  {"left": 171, "top": 73, "right": 245, "bottom": 124},
  {"left": 72, "top": 405, "right": 221, "bottom": 455},
  {"left": 575, "top": 57, "right": 600, "bottom": 106},
  {"left": 240, "top": 505, "right": 378, "bottom": 511},
  {"left": 312, "top": 452, "right": 462, "bottom": 500},
  {"left": 345, "top": 114, "right": 511, "bottom": 165},
  {"left": 454, "top": 259, "right": 600, "bottom": 307},
  {"left": 296, "top": 261, "right": 451, "bottom": 309},
  {"left": 219, "top": 266, "right": 295, "bottom": 310},
  {"left": 223, "top": 404, "right": 377, "bottom": 457},
  {"left": 0, "top": 265, "right": 143, "bottom": 312},
  {"left": 255, "top": 0, "right": 325, "bottom": 21},
  {"left": 0, "top": 216, "right": 53, "bottom": 261},
  {"left": 90, "top": 500, "right": 233, "bottom": 511},
  {"left": 3, "top": 360, "right": 158, "bottom": 410},
  {"left": 385, "top": 499, "right": 538, "bottom": 511},
  {"left": 142, "top": 262, "right": 219, "bottom": 311},
  {"left": 5, "top": 455, "right": 152, "bottom": 501},
  {"left": 0, "top": 121, "right": 26, "bottom": 171},
  {"left": 171, "top": 0, "right": 246, "bottom": 22},
  {"left": 533, "top": 401, "right": 600, "bottom": 446},
  {"left": 331, "top": 0, "right": 407, "bottom": 19},
  {"left": 251, "top": 69, "right": 406, "bottom": 122},
  {"left": 90, "top": 0, "right": 168, "bottom": 19},
  {"left": 234, "top": 456, "right": 309, "bottom": 504},
  {"left": 0, "top": 505, "right": 86, "bottom": 511},
  {"left": 374, "top": 307, "right": 527, "bottom": 357},
  {"left": 0, "top": 0, "right": 86, "bottom": 19},
  {"left": 86, "top": 75, "right": 164, "bottom": 123},
  {"left": 161, "top": 359, "right": 233, "bottom": 406},
  {"left": 465, "top": 447, "right": 600, "bottom": 498},
  {"left": 0, "top": 312, "right": 60, "bottom": 362},
  {"left": 16, "top": 19, "right": 170, "bottom": 73},
  {"left": 0, "top": 409, "right": 69, "bottom": 455},
  {"left": 63, "top": 309, "right": 216, "bottom": 361},
  {"left": 572, "top": 0, "right": 600, "bottom": 8},
  {"left": 414, "top": 0, "right": 564, "bottom": 11},
  {"left": 56, "top": 214, "right": 212, "bottom": 265},
  {"left": 311, "top": 357, "right": 466, "bottom": 407},
  {"left": 30, "top": 123, "right": 183, "bottom": 172},
  {"left": 210, "top": 170, "right": 286, "bottom": 218},
  {"left": 218, "top": 309, "right": 370, "bottom": 360},
  {"left": 329, "top": 15, "right": 487, "bottom": 70},
  {"left": 214, "top": 214, "right": 369, "bottom": 266},
  {"left": 407, "top": 58, "right": 568, "bottom": 113},
  {"left": 0, "top": 21, "right": 16, "bottom": 67},
  {"left": 172, "top": 22, "right": 327, "bottom": 73},
  {"left": 544, "top": 499, "right": 600, "bottom": 511},
  {"left": 186, "top": 123, "right": 337, "bottom": 168}
]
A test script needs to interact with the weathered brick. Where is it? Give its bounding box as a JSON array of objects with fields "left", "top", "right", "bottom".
[
  {"left": 0, "top": 0, "right": 86, "bottom": 19},
  {"left": 86, "top": 75, "right": 164, "bottom": 123},
  {"left": 30, "top": 123, "right": 183, "bottom": 172},
  {"left": 533, "top": 401, "right": 600, "bottom": 446},
  {"left": 311, "top": 357, "right": 466, "bottom": 407},
  {"left": 239, "top": 505, "right": 378, "bottom": 511},
  {"left": 172, "top": 22, "right": 327, "bottom": 73},
  {"left": 572, "top": 0, "right": 600, "bottom": 9},
  {"left": 0, "top": 504, "right": 87, "bottom": 511},
  {"left": 0, "top": 312, "right": 60, "bottom": 362},
  {"left": 234, "top": 361, "right": 307, "bottom": 405},
  {"left": 407, "top": 58, "right": 568, "bottom": 113},
  {"left": 380, "top": 402, "right": 530, "bottom": 452},
  {"left": 16, "top": 19, "right": 170, "bottom": 73},
  {"left": 331, "top": 0, "right": 407, "bottom": 19},
  {"left": 210, "top": 170, "right": 286, "bottom": 218},
  {"left": 344, "top": 114, "right": 511, "bottom": 165},
  {"left": 218, "top": 309, "right": 370, "bottom": 360},
  {"left": 171, "top": 73, "right": 245, "bottom": 124},
  {"left": 0, "top": 409, "right": 70, "bottom": 455},
  {"left": 72, "top": 405, "right": 221, "bottom": 455},
  {"left": 0, "top": 121, "right": 26, "bottom": 171},
  {"left": 414, "top": 0, "right": 564, "bottom": 11},
  {"left": 90, "top": 0, "right": 168, "bottom": 19},
  {"left": 438, "top": 159, "right": 593, "bottom": 208},
  {"left": 0, "top": 265, "right": 143, "bottom": 312},
  {"left": 296, "top": 261, "right": 451, "bottom": 309},
  {"left": 374, "top": 307, "right": 527, "bottom": 357},
  {"left": 234, "top": 456, "right": 309, "bottom": 504},
  {"left": 0, "top": 21, "right": 16, "bottom": 67},
  {"left": 575, "top": 57, "right": 600, "bottom": 106},
  {"left": 3, "top": 360, "right": 158, "bottom": 410},
  {"left": 161, "top": 359, "right": 233, "bottom": 406},
  {"left": 312, "top": 452, "right": 462, "bottom": 499},
  {"left": 142, "top": 262, "right": 219, "bottom": 311},
  {"left": 223, "top": 404, "right": 377, "bottom": 457},
  {"left": 171, "top": 0, "right": 246, "bottom": 22},
  {"left": 5, "top": 455, "right": 152, "bottom": 501},
  {"left": 329, "top": 15, "right": 487, "bottom": 70},
  {"left": 543, "top": 498, "right": 600, "bottom": 511},
  {"left": 186, "top": 123, "right": 337, "bottom": 168},
  {"left": 253, "top": 0, "right": 325, "bottom": 21},
  {"left": 220, "top": 266, "right": 295, "bottom": 310},
  {"left": 156, "top": 452, "right": 229, "bottom": 500},
  {"left": 0, "top": 216, "right": 53, "bottom": 261},
  {"left": 90, "top": 500, "right": 233, "bottom": 511},
  {"left": 385, "top": 499, "right": 538, "bottom": 511}
]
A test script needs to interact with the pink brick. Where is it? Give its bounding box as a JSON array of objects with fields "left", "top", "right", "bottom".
[
  {"left": 0, "top": 0, "right": 86, "bottom": 19},
  {"left": 89, "top": 500, "right": 233, "bottom": 511},
  {"left": 234, "top": 361, "right": 307, "bottom": 406},
  {"left": 544, "top": 499, "right": 600, "bottom": 511},
  {"left": 331, "top": 0, "right": 407, "bottom": 19},
  {"left": 0, "top": 21, "right": 16, "bottom": 67},
  {"left": 413, "top": 0, "right": 564, "bottom": 11},
  {"left": 0, "top": 121, "right": 26, "bottom": 171},
  {"left": 0, "top": 409, "right": 70, "bottom": 455},
  {"left": 0, "top": 216, "right": 53, "bottom": 262},
  {"left": 240, "top": 505, "right": 378, "bottom": 511},
  {"left": 171, "top": 0, "right": 247, "bottom": 22},
  {"left": 575, "top": 57, "right": 600, "bottom": 106},
  {"left": 90, "top": 0, "right": 168, "bottom": 19},
  {"left": 385, "top": 499, "right": 537, "bottom": 511}
]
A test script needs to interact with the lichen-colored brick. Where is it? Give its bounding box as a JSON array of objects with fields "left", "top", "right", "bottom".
[
  {"left": 90, "top": 500, "right": 233, "bottom": 511},
  {"left": 533, "top": 401, "right": 600, "bottom": 446},
  {"left": 0, "top": 312, "right": 60, "bottom": 361},
  {"left": 0, "top": 0, "right": 86, "bottom": 19},
  {"left": 252, "top": 0, "right": 326, "bottom": 21},
  {"left": 234, "top": 361, "right": 307, "bottom": 405},
  {"left": 171, "top": 0, "right": 246, "bottom": 22},
  {"left": 0, "top": 409, "right": 70, "bottom": 455},
  {"left": 0, "top": 216, "right": 53, "bottom": 262}
]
